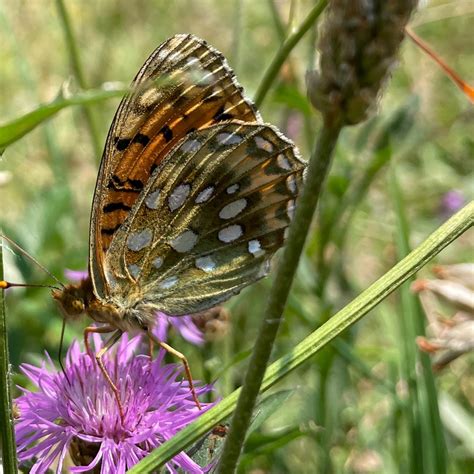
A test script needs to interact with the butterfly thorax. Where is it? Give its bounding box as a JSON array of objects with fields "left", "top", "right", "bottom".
[{"left": 52, "top": 278, "right": 154, "bottom": 332}]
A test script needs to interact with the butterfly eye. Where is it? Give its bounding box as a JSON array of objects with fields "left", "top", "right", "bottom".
[{"left": 72, "top": 299, "right": 85, "bottom": 314}]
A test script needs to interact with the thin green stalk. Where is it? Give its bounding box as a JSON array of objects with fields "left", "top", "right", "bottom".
[
  {"left": 254, "top": 0, "right": 327, "bottom": 108},
  {"left": 128, "top": 202, "right": 473, "bottom": 473},
  {"left": 0, "top": 242, "right": 18, "bottom": 473},
  {"left": 389, "top": 166, "right": 425, "bottom": 473},
  {"left": 267, "top": 0, "right": 287, "bottom": 43},
  {"left": 389, "top": 166, "right": 447, "bottom": 473},
  {"left": 217, "top": 120, "right": 342, "bottom": 474},
  {"left": 55, "top": 0, "right": 102, "bottom": 159}
]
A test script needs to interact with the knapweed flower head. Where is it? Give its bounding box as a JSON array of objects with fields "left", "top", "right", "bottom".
[
  {"left": 15, "top": 333, "right": 215, "bottom": 473},
  {"left": 65, "top": 270, "right": 205, "bottom": 346}
]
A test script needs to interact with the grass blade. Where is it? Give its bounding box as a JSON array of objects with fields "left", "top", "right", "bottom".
[
  {"left": 389, "top": 165, "right": 447, "bottom": 473},
  {"left": 0, "top": 85, "right": 126, "bottom": 150}
]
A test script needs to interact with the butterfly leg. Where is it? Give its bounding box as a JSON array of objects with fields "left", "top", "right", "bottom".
[
  {"left": 147, "top": 331, "right": 202, "bottom": 410},
  {"left": 84, "top": 326, "right": 125, "bottom": 421},
  {"left": 84, "top": 324, "right": 116, "bottom": 359},
  {"left": 148, "top": 337, "right": 154, "bottom": 360},
  {"left": 95, "top": 330, "right": 125, "bottom": 421}
]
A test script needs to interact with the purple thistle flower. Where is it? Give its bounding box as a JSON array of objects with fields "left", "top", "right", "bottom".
[
  {"left": 65, "top": 270, "right": 205, "bottom": 346},
  {"left": 15, "top": 333, "right": 215, "bottom": 474}
]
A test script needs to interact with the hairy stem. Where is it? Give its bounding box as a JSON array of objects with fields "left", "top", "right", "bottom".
[{"left": 0, "top": 242, "right": 18, "bottom": 473}]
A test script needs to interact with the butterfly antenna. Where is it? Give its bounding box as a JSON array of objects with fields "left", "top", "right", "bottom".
[{"left": 0, "top": 234, "right": 65, "bottom": 290}]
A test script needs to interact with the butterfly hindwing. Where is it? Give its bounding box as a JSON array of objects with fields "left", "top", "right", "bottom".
[
  {"left": 103, "top": 122, "right": 305, "bottom": 315},
  {"left": 90, "top": 34, "right": 260, "bottom": 298}
]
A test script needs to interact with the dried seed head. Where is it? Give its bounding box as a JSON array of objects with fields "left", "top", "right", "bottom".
[
  {"left": 413, "top": 264, "right": 474, "bottom": 370},
  {"left": 307, "top": 0, "right": 417, "bottom": 125},
  {"left": 192, "top": 306, "right": 231, "bottom": 341}
]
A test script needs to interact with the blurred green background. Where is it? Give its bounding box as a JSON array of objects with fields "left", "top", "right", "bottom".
[{"left": 1, "top": 1, "right": 473, "bottom": 473}]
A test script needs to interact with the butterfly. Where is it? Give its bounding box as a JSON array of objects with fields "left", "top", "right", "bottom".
[{"left": 51, "top": 33, "right": 306, "bottom": 416}]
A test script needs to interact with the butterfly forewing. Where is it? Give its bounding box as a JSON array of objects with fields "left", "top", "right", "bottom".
[
  {"left": 103, "top": 122, "right": 305, "bottom": 315},
  {"left": 90, "top": 34, "right": 260, "bottom": 298}
]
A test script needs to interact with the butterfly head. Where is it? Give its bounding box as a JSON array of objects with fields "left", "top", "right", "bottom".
[{"left": 52, "top": 281, "right": 90, "bottom": 320}]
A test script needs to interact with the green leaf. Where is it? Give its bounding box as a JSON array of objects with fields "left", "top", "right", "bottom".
[
  {"left": 0, "top": 84, "right": 126, "bottom": 150},
  {"left": 248, "top": 389, "right": 295, "bottom": 434},
  {"left": 272, "top": 83, "right": 313, "bottom": 116}
]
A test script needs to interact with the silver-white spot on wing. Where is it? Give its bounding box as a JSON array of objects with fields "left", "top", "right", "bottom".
[
  {"left": 286, "top": 175, "right": 297, "bottom": 194},
  {"left": 159, "top": 276, "right": 178, "bottom": 289},
  {"left": 181, "top": 139, "right": 201, "bottom": 153},
  {"left": 248, "top": 239, "right": 264, "bottom": 257},
  {"left": 152, "top": 256, "right": 163, "bottom": 269},
  {"left": 170, "top": 229, "right": 198, "bottom": 253},
  {"left": 145, "top": 189, "right": 161, "bottom": 209},
  {"left": 128, "top": 264, "right": 141, "bottom": 279},
  {"left": 197, "top": 71, "right": 216, "bottom": 86},
  {"left": 287, "top": 200, "right": 295, "bottom": 220},
  {"left": 127, "top": 229, "right": 153, "bottom": 251},
  {"left": 218, "top": 224, "right": 243, "bottom": 243},
  {"left": 216, "top": 132, "right": 243, "bottom": 146},
  {"left": 219, "top": 198, "right": 247, "bottom": 220},
  {"left": 195, "top": 256, "right": 216, "bottom": 273},
  {"left": 226, "top": 183, "right": 240, "bottom": 195},
  {"left": 168, "top": 183, "right": 191, "bottom": 212},
  {"left": 186, "top": 56, "right": 200, "bottom": 68},
  {"left": 195, "top": 186, "right": 214, "bottom": 203},
  {"left": 255, "top": 136, "right": 274, "bottom": 153},
  {"left": 277, "top": 153, "right": 291, "bottom": 170}
]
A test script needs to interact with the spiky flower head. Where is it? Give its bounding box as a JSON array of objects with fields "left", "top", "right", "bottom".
[
  {"left": 15, "top": 333, "right": 215, "bottom": 473},
  {"left": 307, "top": 0, "right": 417, "bottom": 125}
]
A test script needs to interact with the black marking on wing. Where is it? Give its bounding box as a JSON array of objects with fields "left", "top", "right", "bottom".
[
  {"left": 107, "top": 175, "right": 144, "bottom": 191},
  {"left": 213, "top": 105, "right": 234, "bottom": 122},
  {"left": 101, "top": 223, "right": 122, "bottom": 235},
  {"left": 160, "top": 125, "right": 173, "bottom": 142},
  {"left": 115, "top": 137, "right": 131, "bottom": 151},
  {"left": 103, "top": 202, "right": 132, "bottom": 213},
  {"left": 133, "top": 133, "right": 151, "bottom": 146}
]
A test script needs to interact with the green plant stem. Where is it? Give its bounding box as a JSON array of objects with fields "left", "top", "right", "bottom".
[
  {"left": 389, "top": 165, "right": 447, "bottom": 474},
  {"left": 217, "top": 120, "right": 342, "bottom": 474},
  {"left": 55, "top": 0, "right": 102, "bottom": 159},
  {"left": 254, "top": 0, "right": 327, "bottom": 108},
  {"left": 267, "top": 0, "right": 287, "bottom": 43},
  {"left": 0, "top": 242, "right": 18, "bottom": 473},
  {"left": 128, "top": 201, "right": 473, "bottom": 473}
]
